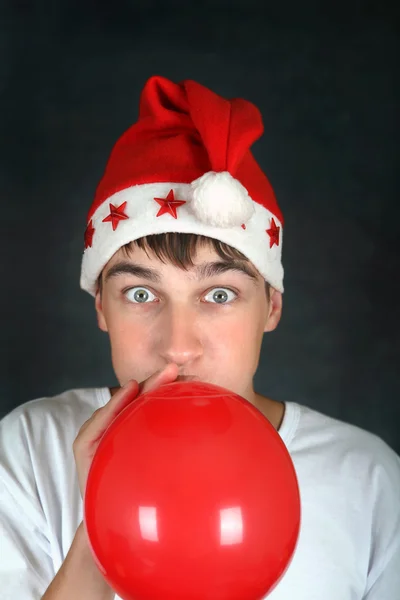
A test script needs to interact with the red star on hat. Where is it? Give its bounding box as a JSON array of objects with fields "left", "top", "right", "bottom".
[
  {"left": 84, "top": 220, "right": 95, "bottom": 249},
  {"left": 266, "top": 218, "right": 280, "bottom": 248},
  {"left": 102, "top": 201, "right": 129, "bottom": 231},
  {"left": 154, "top": 189, "right": 186, "bottom": 219}
]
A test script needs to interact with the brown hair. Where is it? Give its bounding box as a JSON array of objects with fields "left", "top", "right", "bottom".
[{"left": 97, "top": 232, "right": 270, "bottom": 296}]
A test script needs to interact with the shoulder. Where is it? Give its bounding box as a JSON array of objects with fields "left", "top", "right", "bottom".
[
  {"left": 0, "top": 387, "right": 110, "bottom": 508},
  {"left": 0, "top": 386, "right": 109, "bottom": 437},
  {"left": 294, "top": 401, "right": 399, "bottom": 469},
  {"left": 292, "top": 402, "right": 400, "bottom": 582},
  {"left": 293, "top": 401, "right": 400, "bottom": 522},
  {"left": 297, "top": 403, "right": 400, "bottom": 594},
  {"left": 0, "top": 387, "right": 109, "bottom": 477}
]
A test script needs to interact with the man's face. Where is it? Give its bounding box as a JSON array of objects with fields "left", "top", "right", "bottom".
[{"left": 95, "top": 243, "right": 282, "bottom": 402}]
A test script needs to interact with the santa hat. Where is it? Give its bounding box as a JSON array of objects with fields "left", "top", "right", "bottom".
[{"left": 80, "top": 75, "right": 284, "bottom": 296}]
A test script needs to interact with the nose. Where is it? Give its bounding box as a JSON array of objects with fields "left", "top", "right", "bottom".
[{"left": 157, "top": 304, "right": 203, "bottom": 367}]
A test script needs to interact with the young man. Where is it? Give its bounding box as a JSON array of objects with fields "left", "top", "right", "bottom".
[{"left": 0, "top": 75, "right": 399, "bottom": 600}]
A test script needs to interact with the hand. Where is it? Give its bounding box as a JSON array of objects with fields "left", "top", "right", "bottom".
[{"left": 73, "top": 363, "right": 179, "bottom": 499}]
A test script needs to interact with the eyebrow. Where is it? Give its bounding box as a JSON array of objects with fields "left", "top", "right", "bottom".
[{"left": 103, "top": 260, "right": 259, "bottom": 285}]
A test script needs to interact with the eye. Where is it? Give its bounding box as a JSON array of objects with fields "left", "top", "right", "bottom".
[
  {"left": 125, "top": 287, "right": 157, "bottom": 303},
  {"left": 204, "top": 288, "right": 237, "bottom": 304}
]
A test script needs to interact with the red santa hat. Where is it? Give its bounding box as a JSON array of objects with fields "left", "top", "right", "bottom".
[{"left": 80, "top": 75, "right": 284, "bottom": 296}]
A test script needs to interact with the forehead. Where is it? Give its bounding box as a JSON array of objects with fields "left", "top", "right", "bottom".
[
  {"left": 107, "top": 241, "right": 223, "bottom": 268},
  {"left": 102, "top": 242, "right": 263, "bottom": 285}
]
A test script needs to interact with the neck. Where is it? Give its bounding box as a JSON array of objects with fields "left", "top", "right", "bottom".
[{"left": 252, "top": 392, "right": 286, "bottom": 431}]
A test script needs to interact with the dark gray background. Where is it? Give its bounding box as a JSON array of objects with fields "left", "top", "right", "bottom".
[{"left": 1, "top": 1, "right": 399, "bottom": 452}]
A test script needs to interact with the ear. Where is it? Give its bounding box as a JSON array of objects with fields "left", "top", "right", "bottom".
[
  {"left": 264, "top": 288, "right": 282, "bottom": 333},
  {"left": 95, "top": 289, "right": 108, "bottom": 332}
]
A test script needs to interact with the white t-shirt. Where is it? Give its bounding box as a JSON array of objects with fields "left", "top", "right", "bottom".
[{"left": 0, "top": 387, "right": 399, "bottom": 600}]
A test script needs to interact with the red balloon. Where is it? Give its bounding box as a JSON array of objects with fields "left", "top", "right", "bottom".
[{"left": 84, "top": 381, "right": 300, "bottom": 600}]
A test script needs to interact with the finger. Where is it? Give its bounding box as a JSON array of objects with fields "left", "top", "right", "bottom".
[{"left": 139, "top": 363, "right": 179, "bottom": 396}]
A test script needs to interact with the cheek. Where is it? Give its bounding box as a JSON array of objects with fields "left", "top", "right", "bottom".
[
  {"left": 105, "top": 313, "right": 160, "bottom": 384},
  {"left": 103, "top": 305, "right": 152, "bottom": 356},
  {"left": 206, "top": 318, "right": 263, "bottom": 397},
  {"left": 110, "top": 321, "right": 150, "bottom": 353},
  {"left": 210, "top": 315, "right": 264, "bottom": 365}
]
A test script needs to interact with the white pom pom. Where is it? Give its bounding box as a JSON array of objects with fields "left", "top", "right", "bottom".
[{"left": 189, "top": 171, "right": 254, "bottom": 227}]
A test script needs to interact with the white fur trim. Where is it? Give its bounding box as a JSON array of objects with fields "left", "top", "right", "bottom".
[
  {"left": 189, "top": 171, "right": 254, "bottom": 227},
  {"left": 80, "top": 181, "right": 283, "bottom": 297}
]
